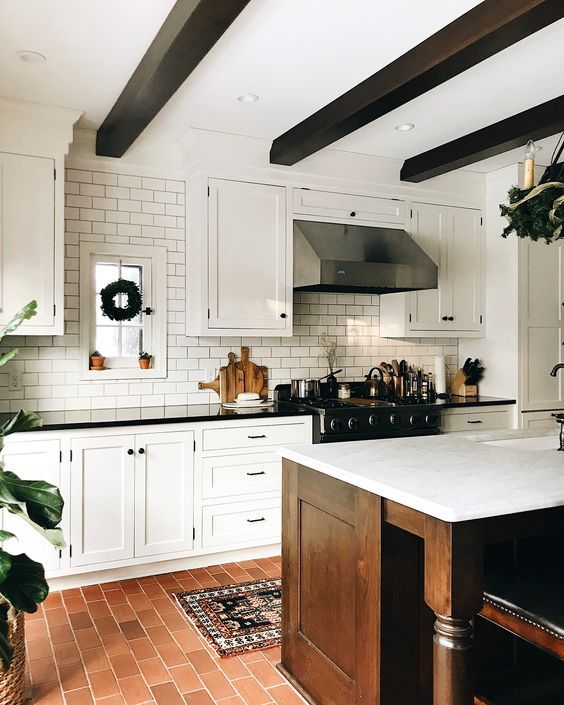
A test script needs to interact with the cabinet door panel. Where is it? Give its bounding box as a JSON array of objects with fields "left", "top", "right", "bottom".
[
  {"left": 70, "top": 436, "right": 134, "bottom": 566},
  {"left": 0, "top": 153, "right": 55, "bottom": 329},
  {"left": 208, "top": 179, "right": 287, "bottom": 330},
  {"left": 134, "top": 431, "right": 194, "bottom": 557},
  {"left": 1, "top": 439, "right": 61, "bottom": 572},
  {"left": 448, "top": 207, "right": 482, "bottom": 331},
  {"left": 293, "top": 188, "right": 405, "bottom": 224},
  {"left": 408, "top": 203, "right": 448, "bottom": 331}
]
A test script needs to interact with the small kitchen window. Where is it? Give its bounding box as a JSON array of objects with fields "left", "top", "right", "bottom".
[{"left": 79, "top": 242, "right": 167, "bottom": 380}]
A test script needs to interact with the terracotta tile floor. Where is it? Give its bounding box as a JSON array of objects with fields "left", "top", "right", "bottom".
[{"left": 24, "top": 556, "right": 305, "bottom": 705}]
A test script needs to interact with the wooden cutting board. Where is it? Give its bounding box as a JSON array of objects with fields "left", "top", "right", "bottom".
[
  {"left": 220, "top": 352, "right": 245, "bottom": 403},
  {"left": 236, "top": 346, "right": 264, "bottom": 395},
  {"left": 197, "top": 375, "right": 220, "bottom": 395}
]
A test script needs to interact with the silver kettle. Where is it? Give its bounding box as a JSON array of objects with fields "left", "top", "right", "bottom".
[{"left": 364, "top": 367, "right": 388, "bottom": 399}]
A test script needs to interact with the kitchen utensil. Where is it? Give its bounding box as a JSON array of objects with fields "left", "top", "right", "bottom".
[
  {"left": 236, "top": 346, "right": 264, "bottom": 395},
  {"left": 291, "top": 379, "right": 321, "bottom": 399},
  {"left": 462, "top": 357, "right": 473, "bottom": 373},
  {"left": 198, "top": 375, "right": 220, "bottom": 394},
  {"left": 364, "top": 367, "right": 389, "bottom": 399},
  {"left": 319, "top": 369, "right": 343, "bottom": 381},
  {"left": 391, "top": 359, "right": 400, "bottom": 376},
  {"left": 220, "top": 352, "right": 245, "bottom": 403}
]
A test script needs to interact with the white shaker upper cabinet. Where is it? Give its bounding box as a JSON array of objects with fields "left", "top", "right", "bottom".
[
  {"left": 0, "top": 152, "right": 56, "bottom": 331},
  {"left": 380, "top": 203, "right": 484, "bottom": 338},
  {"left": 187, "top": 176, "right": 292, "bottom": 336}
]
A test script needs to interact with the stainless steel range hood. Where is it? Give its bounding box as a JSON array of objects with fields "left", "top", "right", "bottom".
[{"left": 293, "top": 219, "right": 438, "bottom": 294}]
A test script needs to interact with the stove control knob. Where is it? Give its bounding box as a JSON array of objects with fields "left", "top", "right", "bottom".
[
  {"left": 330, "top": 418, "right": 342, "bottom": 432},
  {"left": 410, "top": 415, "right": 422, "bottom": 426},
  {"left": 368, "top": 414, "right": 380, "bottom": 426},
  {"left": 348, "top": 416, "right": 360, "bottom": 430},
  {"left": 390, "top": 413, "right": 401, "bottom": 425},
  {"left": 425, "top": 414, "right": 439, "bottom": 426}
]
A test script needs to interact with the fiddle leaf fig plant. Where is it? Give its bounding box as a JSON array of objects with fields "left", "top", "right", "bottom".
[{"left": 0, "top": 301, "right": 65, "bottom": 668}]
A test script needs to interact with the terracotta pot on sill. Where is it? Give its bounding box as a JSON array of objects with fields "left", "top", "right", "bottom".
[
  {"left": 90, "top": 356, "right": 105, "bottom": 370},
  {"left": 139, "top": 358, "right": 151, "bottom": 369}
]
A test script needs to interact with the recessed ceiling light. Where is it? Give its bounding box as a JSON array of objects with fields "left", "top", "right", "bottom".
[
  {"left": 237, "top": 93, "right": 259, "bottom": 103},
  {"left": 395, "top": 122, "right": 415, "bottom": 132},
  {"left": 17, "top": 50, "right": 47, "bottom": 63}
]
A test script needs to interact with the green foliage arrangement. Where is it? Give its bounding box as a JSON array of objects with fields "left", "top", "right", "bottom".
[
  {"left": 500, "top": 181, "right": 564, "bottom": 243},
  {"left": 0, "top": 301, "right": 65, "bottom": 668},
  {"left": 100, "top": 279, "right": 142, "bottom": 321},
  {"left": 139, "top": 351, "right": 152, "bottom": 360}
]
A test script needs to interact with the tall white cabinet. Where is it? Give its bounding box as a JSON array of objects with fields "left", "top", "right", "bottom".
[
  {"left": 0, "top": 99, "right": 80, "bottom": 335},
  {"left": 187, "top": 174, "right": 292, "bottom": 336},
  {"left": 380, "top": 202, "right": 484, "bottom": 337}
]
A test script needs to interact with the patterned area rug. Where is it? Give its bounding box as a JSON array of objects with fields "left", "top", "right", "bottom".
[{"left": 174, "top": 578, "right": 281, "bottom": 657}]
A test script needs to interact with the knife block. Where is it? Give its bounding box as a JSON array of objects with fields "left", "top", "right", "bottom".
[{"left": 450, "top": 369, "right": 478, "bottom": 397}]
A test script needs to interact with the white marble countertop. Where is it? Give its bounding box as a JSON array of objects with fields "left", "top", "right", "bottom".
[{"left": 279, "top": 432, "right": 564, "bottom": 522}]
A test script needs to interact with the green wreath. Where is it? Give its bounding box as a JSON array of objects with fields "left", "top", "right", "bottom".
[
  {"left": 500, "top": 182, "right": 564, "bottom": 243},
  {"left": 100, "top": 279, "right": 142, "bottom": 321}
]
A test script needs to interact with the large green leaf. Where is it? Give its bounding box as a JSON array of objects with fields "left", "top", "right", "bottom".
[
  {"left": 0, "top": 530, "right": 15, "bottom": 542},
  {"left": 0, "top": 550, "right": 11, "bottom": 583},
  {"left": 1, "top": 470, "right": 63, "bottom": 529},
  {"left": 0, "top": 606, "right": 12, "bottom": 669},
  {"left": 0, "top": 553, "right": 48, "bottom": 613},
  {"left": 0, "top": 472, "right": 65, "bottom": 548},
  {"left": 0, "top": 349, "right": 19, "bottom": 368},
  {"left": 0, "top": 409, "right": 42, "bottom": 438},
  {"left": 0, "top": 300, "right": 37, "bottom": 342}
]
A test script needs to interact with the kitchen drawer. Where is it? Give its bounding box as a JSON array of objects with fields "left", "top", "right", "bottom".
[
  {"left": 442, "top": 408, "right": 510, "bottom": 433},
  {"left": 201, "top": 498, "right": 281, "bottom": 548},
  {"left": 202, "top": 422, "right": 307, "bottom": 451},
  {"left": 202, "top": 451, "right": 281, "bottom": 499},
  {"left": 293, "top": 188, "right": 405, "bottom": 224}
]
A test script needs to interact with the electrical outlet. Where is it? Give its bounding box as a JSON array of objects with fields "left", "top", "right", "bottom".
[
  {"left": 8, "top": 370, "right": 21, "bottom": 391},
  {"left": 203, "top": 368, "right": 216, "bottom": 382}
]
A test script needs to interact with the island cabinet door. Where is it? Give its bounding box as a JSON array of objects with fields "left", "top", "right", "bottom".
[
  {"left": 134, "top": 431, "right": 194, "bottom": 557},
  {"left": 280, "top": 461, "right": 382, "bottom": 705},
  {"left": 70, "top": 436, "right": 135, "bottom": 567}
]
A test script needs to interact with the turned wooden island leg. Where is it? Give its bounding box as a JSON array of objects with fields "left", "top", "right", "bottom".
[{"left": 424, "top": 516, "right": 484, "bottom": 705}]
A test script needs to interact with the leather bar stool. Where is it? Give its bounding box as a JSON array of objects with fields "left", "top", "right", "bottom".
[{"left": 475, "top": 559, "right": 564, "bottom": 705}]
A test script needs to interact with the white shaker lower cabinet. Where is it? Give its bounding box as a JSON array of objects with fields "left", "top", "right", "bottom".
[
  {"left": 1, "top": 438, "right": 62, "bottom": 572},
  {"left": 70, "top": 431, "right": 194, "bottom": 567},
  {"left": 380, "top": 203, "right": 484, "bottom": 338},
  {"left": 441, "top": 405, "right": 513, "bottom": 434},
  {"left": 134, "top": 431, "right": 194, "bottom": 558},
  {"left": 187, "top": 175, "right": 292, "bottom": 337},
  {"left": 70, "top": 436, "right": 136, "bottom": 567},
  {"left": 202, "top": 499, "right": 281, "bottom": 549}
]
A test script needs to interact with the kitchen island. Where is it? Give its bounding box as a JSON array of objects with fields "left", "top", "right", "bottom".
[{"left": 279, "top": 434, "right": 564, "bottom": 705}]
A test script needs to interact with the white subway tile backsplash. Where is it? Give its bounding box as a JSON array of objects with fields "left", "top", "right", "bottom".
[{"left": 0, "top": 167, "right": 458, "bottom": 411}]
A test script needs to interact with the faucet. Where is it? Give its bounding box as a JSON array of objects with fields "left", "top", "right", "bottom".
[{"left": 550, "top": 364, "right": 564, "bottom": 377}]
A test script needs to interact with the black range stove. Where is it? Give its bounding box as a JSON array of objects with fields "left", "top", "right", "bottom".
[{"left": 275, "top": 383, "right": 441, "bottom": 443}]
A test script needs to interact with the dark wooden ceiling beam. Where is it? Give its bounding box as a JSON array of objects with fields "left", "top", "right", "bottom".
[
  {"left": 96, "top": 0, "right": 250, "bottom": 158},
  {"left": 400, "top": 95, "right": 564, "bottom": 182},
  {"left": 269, "top": 0, "right": 564, "bottom": 166}
]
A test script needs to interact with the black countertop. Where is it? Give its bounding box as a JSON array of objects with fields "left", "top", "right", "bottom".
[
  {"left": 6, "top": 402, "right": 313, "bottom": 432},
  {"left": 437, "top": 396, "right": 516, "bottom": 409}
]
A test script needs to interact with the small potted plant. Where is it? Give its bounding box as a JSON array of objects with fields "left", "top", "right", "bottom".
[
  {"left": 89, "top": 350, "right": 105, "bottom": 370},
  {"left": 139, "top": 352, "right": 152, "bottom": 369}
]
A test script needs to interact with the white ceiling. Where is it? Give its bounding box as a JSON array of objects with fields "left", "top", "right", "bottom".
[{"left": 0, "top": 0, "right": 562, "bottom": 173}]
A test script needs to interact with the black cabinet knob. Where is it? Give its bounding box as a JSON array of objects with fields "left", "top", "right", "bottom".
[
  {"left": 280, "top": 313, "right": 287, "bottom": 319},
  {"left": 138, "top": 448, "right": 145, "bottom": 454},
  {"left": 442, "top": 316, "right": 448, "bottom": 321},
  {"left": 350, "top": 211, "right": 356, "bottom": 217},
  {"left": 127, "top": 449, "right": 134, "bottom": 455},
  {"left": 448, "top": 316, "right": 454, "bottom": 321}
]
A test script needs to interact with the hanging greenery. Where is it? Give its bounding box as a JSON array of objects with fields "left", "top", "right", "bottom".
[
  {"left": 100, "top": 279, "right": 142, "bottom": 321},
  {"left": 500, "top": 181, "right": 564, "bottom": 243}
]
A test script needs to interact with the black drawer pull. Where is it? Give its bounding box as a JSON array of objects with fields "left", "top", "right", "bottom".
[
  {"left": 127, "top": 449, "right": 134, "bottom": 455},
  {"left": 248, "top": 434, "right": 266, "bottom": 439},
  {"left": 247, "top": 517, "right": 265, "bottom": 523},
  {"left": 138, "top": 448, "right": 145, "bottom": 454},
  {"left": 247, "top": 470, "right": 266, "bottom": 476},
  {"left": 467, "top": 420, "right": 482, "bottom": 424}
]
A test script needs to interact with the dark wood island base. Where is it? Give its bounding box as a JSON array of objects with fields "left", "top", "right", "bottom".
[{"left": 280, "top": 459, "right": 564, "bottom": 705}]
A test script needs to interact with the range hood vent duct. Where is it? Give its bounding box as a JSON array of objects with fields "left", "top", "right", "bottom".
[{"left": 293, "top": 219, "right": 438, "bottom": 294}]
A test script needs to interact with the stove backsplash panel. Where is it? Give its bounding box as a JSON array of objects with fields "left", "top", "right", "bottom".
[{"left": 0, "top": 167, "right": 458, "bottom": 413}]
